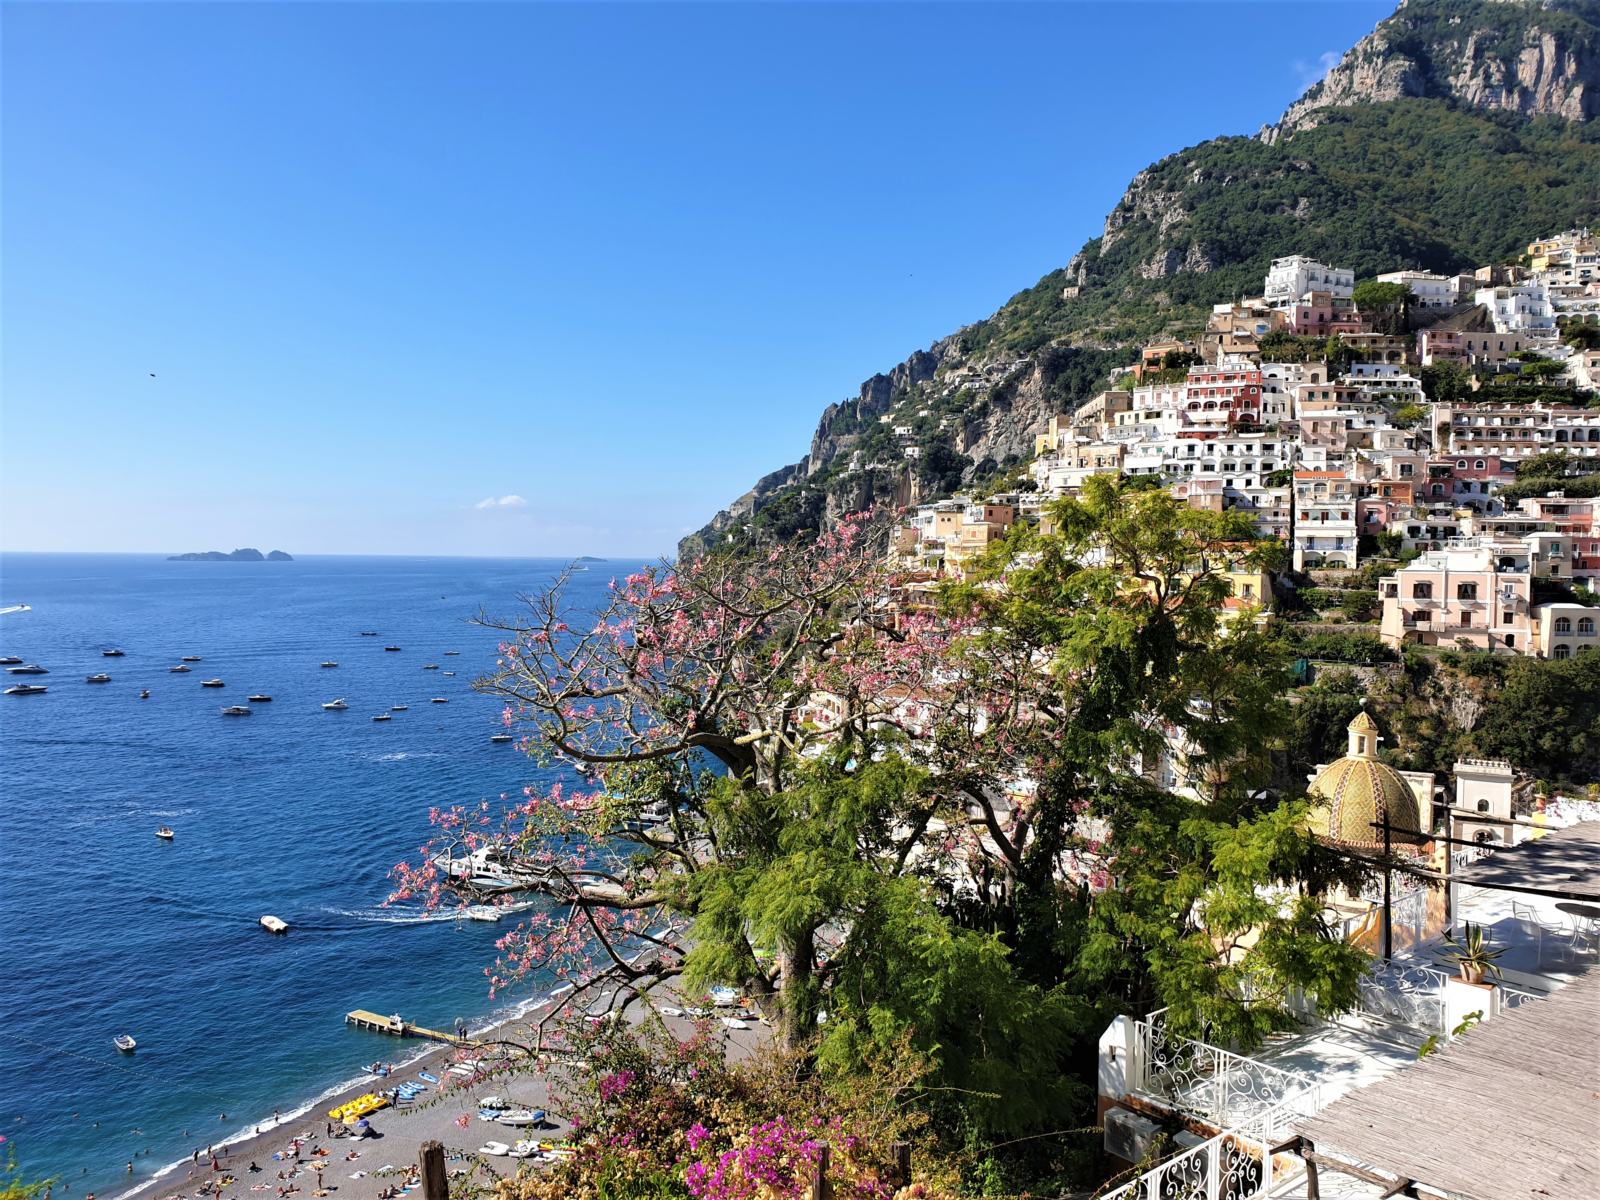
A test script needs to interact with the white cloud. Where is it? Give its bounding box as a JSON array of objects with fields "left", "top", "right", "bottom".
[
  {"left": 475, "top": 494, "right": 528, "bottom": 510},
  {"left": 1292, "top": 50, "right": 1342, "bottom": 92}
]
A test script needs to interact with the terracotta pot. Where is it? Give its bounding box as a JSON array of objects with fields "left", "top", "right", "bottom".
[{"left": 1460, "top": 962, "right": 1484, "bottom": 985}]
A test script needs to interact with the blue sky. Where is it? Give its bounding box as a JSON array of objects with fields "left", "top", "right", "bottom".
[{"left": 1, "top": 1, "right": 1391, "bottom": 557}]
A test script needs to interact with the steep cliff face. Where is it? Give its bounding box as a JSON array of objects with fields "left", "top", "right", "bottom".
[
  {"left": 682, "top": 0, "right": 1600, "bottom": 558},
  {"left": 1270, "top": 0, "right": 1600, "bottom": 138}
]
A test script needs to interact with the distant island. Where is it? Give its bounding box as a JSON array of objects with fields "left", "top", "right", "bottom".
[
  {"left": 575, "top": 556, "right": 606, "bottom": 563},
  {"left": 167, "top": 548, "right": 294, "bottom": 562}
]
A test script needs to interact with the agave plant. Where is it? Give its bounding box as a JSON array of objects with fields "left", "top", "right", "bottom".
[{"left": 1442, "top": 922, "right": 1506, "bottom": 984}]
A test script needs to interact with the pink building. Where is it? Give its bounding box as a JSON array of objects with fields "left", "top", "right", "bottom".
[
  {"left": 1183, "top": 364, "right": 1262, "bottom": 429},
  {"left": 1379, "top": 543, "right": 1533, "bottom": 652},
  {"left": 1284, "top": 290, "right": 1363, "bottom": 336}
]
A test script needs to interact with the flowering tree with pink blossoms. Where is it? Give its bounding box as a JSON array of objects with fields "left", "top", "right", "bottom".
[{"left": 392, "top": 517, "right": 991, "bottom": 1050}]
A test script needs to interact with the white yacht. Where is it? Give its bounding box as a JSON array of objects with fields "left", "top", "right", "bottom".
[
  {"left": 322, "top": 698, "right": 349, "bottom": 711},
  {"left": 431, "top": 844, "right": 543, "bottom": 893}
]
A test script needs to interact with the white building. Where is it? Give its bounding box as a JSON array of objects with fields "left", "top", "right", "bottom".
[
  {"left": 1474, "top": 282, "right": 1555, "bottom": 335},
  {"left": 1376, "top": 269, "right": 1460, "bottom": 310},
  {"left": 1264, "top": 255, "right": 1353, "bottom": 310}
]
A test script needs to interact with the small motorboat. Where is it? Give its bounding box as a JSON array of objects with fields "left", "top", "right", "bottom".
[
  {"left": 169, "top": 664, "right": 191, "bottom": 673},
  {"left": 113, "top": 1035, "right": 137, "bottom": 1053},
  {"left": 6, "top": 664, "right": 48, "bottom": 675},
  {"left": 0, "top": 656, "right": 22, "bottom": 665},
  {"left": 156, "top": 826, "right": 174, "bottom": 840},
  {"left": 201, "top": 678, "right": 225, "bottom": 688},
  {"left": 496, "top": 1109, "right": 545, "bottom": 1128},
  {"left": 372, "top": 713, "right": 391, "bottom": 722},
  {"left": 180, "top": 655, "right": 202, "bottom": 662},
  {"left": 139, "top": 689, "right": 151, "bottom": 699},
  {"left": 260, "top": 915, "right": 288, "bottom": 934},
  {"left": 422, "top": 663, "right": 440, "bottom": 670},
  {"left": 221, "top": 705, "right": 252, "bottom": 716},
  {"left": 322, "top": 698, "right": 348, "bottom": 710},
  {"left": 103, "top": 648, "right": 126, "bottom": 658},
  {"left": 5, "top": 684, "right": 47, "bottom": 695},
  {"left": 490, "top": 733, "right": 513, "bottom": 743},
  {"left": 247, "top": 694, "right": 272, "bottom": 702},
  {"left": 430, "top": 697, "right": 449, "bottom": 704},
  {"left": 85, "top": 673, "right": 113, "bottom": 683},
  {"left": 390, "top": 705, "right": 409, "bottom": 712},
  {"left": 443, "top": 651, "right": 460, "bottom": 656},
  {"left": 321, "top": 660, "right": 339, "bottom": 668},
  {"left": 443, "top": 671, "right": 456, "bottom": 677},
  {"left": 463, "top": 905, "right": 500, "bottom": 922},
  {"left": 384, "top": 645, "right": 402, "bottom": 652},
  {"left": 358, "top": 631, "right": 379, "bottom": 637}
]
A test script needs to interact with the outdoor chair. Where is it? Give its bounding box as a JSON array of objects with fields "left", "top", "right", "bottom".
[
  {"left": 1561, "top": 913, "right": 1600, "bottom": 962},
  {"left": 1510, "top": 902, "right": 1546, "bottom": 966}
]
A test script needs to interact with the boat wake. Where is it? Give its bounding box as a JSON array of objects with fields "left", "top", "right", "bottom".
[{"left": 322, "top": 905, "right": 465, "bottom": 926}]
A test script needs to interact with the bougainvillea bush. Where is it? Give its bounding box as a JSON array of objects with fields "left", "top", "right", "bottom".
[{"left": 493, "top": 1014, "right": 948, "bottom": 1200}]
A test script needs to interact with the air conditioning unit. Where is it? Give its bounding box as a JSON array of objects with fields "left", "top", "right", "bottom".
[{"left": 1104, "top": 1106, "right": 1164, "bottom": 1165}]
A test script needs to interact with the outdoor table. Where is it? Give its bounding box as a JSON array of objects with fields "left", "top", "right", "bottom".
[{"left": 1554, "top": 901, "right": 1600, "bottom": 921}]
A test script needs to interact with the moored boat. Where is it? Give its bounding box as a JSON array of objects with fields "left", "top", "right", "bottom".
[
  {"left": 321, "top": 660, "right": 339, "bottom": 668},
  {"left": 430, "top": 697, "right": 449, "bottom": 704},
  {"left": 181, "top": 655, "right": 202, "bottom": 662},
  {"left": 102, "top": 648, "right": 126, "bottom": 657},
  {"left": 384, "top": 645, "right": 402, "bottom": 652},
  {"left": 322, "top": 698, "right": 348, "bottom": 710},
  {"left": 490, "top": 734, "right": 513, "bottom": 743},
  {"left": 423, "top": 663, "right": 440, "bottom": 670},
  {"left": 390, "top": 704, "right": 409, "bottom": 711},
  {"left": 260, "top": 915, "right": 288, "bottom": 934},
  {"left": 221, "top": 705, "right": 252, "bottom": 716},
  {"left": 372, "top": 713, "right": 391, "bottom": 721},
  {"left": 113, "top": 1035, "right": 137, "bottom": 1053},
  {"left": 169, "top": 664, "right": 191, "bottom": 673},
  {"left": 248, "top": 693, "right": 272, "bottom": 702},
  {"left": 358, "top": 631, "right": 379, "bottom": 637},
  {"left": 443, "top": 650, "right": 460, "bottom": 656},
  {"left": 85, "top": 673, "right": 112, "bottom": 683},
  {"left": 0, "top": 656, "right": 22, "bottom": 665},
  {"left": 6, "top": 664, "right": 48, "bottom": 675},
  {"left": 4, "top": 684, "right": 47, "bottom": 695},
  {"left": 201, "top": 678, "right": 225, "bottom": 688},
  {"left": 139, "top": 689, "right": 151, "bottom": 699},
  {"left": 156, "top": 826, "right": 174, "bottom": 840}
]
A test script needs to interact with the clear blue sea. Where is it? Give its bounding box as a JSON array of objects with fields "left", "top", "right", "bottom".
[{"left": 0, "top": 553, "right": 634, "bottom": 1191}]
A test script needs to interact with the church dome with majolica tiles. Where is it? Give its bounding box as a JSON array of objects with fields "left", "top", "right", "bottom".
[{"left": 1307, "top": 712, "right": 1427, "bottom": 849}]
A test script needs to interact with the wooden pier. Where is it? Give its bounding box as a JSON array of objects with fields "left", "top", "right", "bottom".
[{"left": 346, "top": 1009, "right": 476, "bottom": 1046}]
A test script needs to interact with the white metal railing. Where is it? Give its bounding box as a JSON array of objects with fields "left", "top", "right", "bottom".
[
  {"left": 1130, "top": 1017, "right": 1322, "bottom": 1140},
  {"left": 1350, "top": 960, "right": 1450, "bottom": 1032},
  {"left": 1095, "top": 1102, "right": 1307, "bottom": 1200}
]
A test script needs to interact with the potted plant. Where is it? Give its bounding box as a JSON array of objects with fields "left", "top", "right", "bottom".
[{"left": 1443, "top": 922, "right": 1506, "bottom": 985}]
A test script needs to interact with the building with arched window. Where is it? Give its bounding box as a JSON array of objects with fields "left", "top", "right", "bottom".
[{"left": 1536, "top": 602, "right": 1600, "bottom": 659}]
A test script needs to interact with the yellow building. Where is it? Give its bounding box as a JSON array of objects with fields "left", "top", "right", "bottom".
[{"left": 1307, "top": 713, "right": 1430, "bottom": 849}]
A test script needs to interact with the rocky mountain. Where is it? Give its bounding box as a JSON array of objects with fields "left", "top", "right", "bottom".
[
  {"left": 682, "top": 0, "right": 1600, "bottom": 557},
  {"left": 1271, "top": 0, "right": 1600, "bottom": 138}
]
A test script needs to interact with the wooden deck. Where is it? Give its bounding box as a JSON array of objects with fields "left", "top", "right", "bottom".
[{"left": 345, "top": 1009, "right": 475, "bottom": 1046}]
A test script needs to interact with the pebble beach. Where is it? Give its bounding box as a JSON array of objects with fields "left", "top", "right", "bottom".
[{"left": 110, "top": 1005, "right": 767, "bottom": 1200}]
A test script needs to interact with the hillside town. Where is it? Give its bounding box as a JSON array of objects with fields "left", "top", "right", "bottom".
[{"left": 887, "top": 230, "right": 1600, "bottom": 661}]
